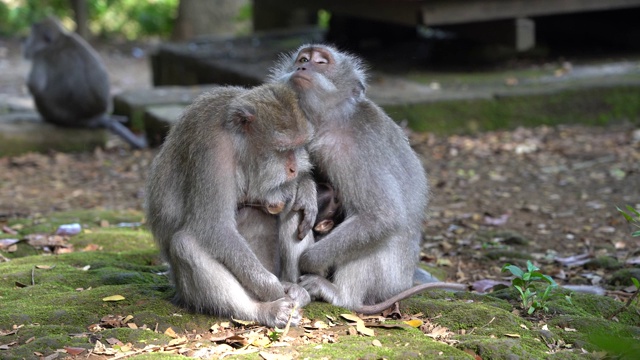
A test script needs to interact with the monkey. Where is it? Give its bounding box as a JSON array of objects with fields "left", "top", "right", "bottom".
[
  {"left": 23, "top": 16, "right": 147, "bottom": 149},
  {"left": 269, "top": 44, "right": 466, "bottom": 313},
  {"left": 313, "top": 182, "right": 343, "bottom": 236},
  {"left": 145, "top": 82, "right": 317, "bottom": 328}
]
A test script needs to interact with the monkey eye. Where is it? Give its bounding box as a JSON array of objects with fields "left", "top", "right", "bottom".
[{"left": 298, "top": 57, "right": 309, "bottom": 63}]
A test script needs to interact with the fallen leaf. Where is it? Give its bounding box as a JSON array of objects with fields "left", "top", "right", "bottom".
[
  {"left": 340, "top": 314, "right": 361, "bottom": 323},
  {"left": 1, "top": 225, "right": 18, "bottom": 235},
  {"left": 372, "top": 339, "right": 382, "bottom": 347},
  {"left": 504, "top": 333, "right": 521, "bottom": 338},
  {"left": 259, "top": 351, "right": 293, "bottom": 360},
  {"left": 0, "top": 239, "right": 20, "bottom": 249},
  {"left": 106, "top": 337, "right": 123, "bottom": 345},
  {"left": 102, "top": 295, "right": 125, "bottom": 302},
  {"left": 404, "top": 319, "right": 424, "bottom": 328},
  {"left": 164, "top": 327, "right": 178, "bottom": 338},
  {"left": 64, "top": 347, "right": 86, "bottom": 356},
  {"left": 168, "top": 336, "right": 188, "bottom": 346},
  {"left": 356, "top": 321, "right": 375, "bottom": 337}
]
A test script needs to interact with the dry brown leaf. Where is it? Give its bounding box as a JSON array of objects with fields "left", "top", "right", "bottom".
[
  {"left": 168, "top": 336, "right": 188, "bottom": 346},
  {"left": 64, "top": 346, "right": 86, "bottom": 356},
  {"left": 164, "top": 327, "right": 178, "bottom": 338},
  {"left": 356, "top": 321, "right": 375, "bottom": 337},
  {"left": 259, "top": 351, "right": 293, "bottom": 360}
]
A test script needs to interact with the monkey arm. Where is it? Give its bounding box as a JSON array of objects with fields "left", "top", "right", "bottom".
[
  {"left": 299, "top": 168, "right": 405, "bottom": 276},
  {"left": 299, "top": 211, "right": 401, "bottom": 277},
  {"left": 292, "top": 173, "right": 318, "bottom": 240},
  {"left": 186, "top": 142, "right": 285, "bottom": 302}
]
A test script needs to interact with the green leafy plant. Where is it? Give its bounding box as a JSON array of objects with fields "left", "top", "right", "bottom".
[
  {"left": 617, "top": 205, "right": 640, "bottom": 237},
  {"left": 501, "top": 260, "right": 558, "bottom": 314}
]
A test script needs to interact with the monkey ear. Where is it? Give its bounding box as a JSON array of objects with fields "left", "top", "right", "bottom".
[
  {"left": 353, "top": 81, "right": 366, "bottom": 99},
  {"left": 231, "top": 107, "right": 256, "bottom": 128}
]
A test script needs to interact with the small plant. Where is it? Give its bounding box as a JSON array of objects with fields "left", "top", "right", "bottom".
[
  {"left": 617, "top": 205, "right": 640, "bottom": 237},
  {"left": 502, "top": 260, "right": 558, "bottom": 314}
]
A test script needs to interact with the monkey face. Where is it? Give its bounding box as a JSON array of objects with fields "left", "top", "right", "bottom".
[{"left": 269, "top": 44, "right": 368, "bottom": 109}]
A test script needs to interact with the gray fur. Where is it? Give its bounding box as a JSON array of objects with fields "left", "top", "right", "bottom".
[
  {"left": 24, "top": 16, "right": 146, "bottom": 148},
  {"left": 145, "top": 83, "right": 315, "bottom": 327},
  {"left": 269, "top": 44, "right": 431, "bottom": 310}
]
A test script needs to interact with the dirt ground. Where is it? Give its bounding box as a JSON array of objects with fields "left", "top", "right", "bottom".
[{"left": 1, "top": 36, "right": 639, "bottom": 293}]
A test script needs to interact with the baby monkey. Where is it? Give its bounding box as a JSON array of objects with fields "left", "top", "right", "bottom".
[{"left": 145, "top": 83, "right": 316, "bottom": 328}]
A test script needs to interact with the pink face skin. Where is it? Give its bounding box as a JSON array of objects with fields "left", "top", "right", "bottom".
[{"left": 290, "top": 47, "right": 333, "bottom": 89}]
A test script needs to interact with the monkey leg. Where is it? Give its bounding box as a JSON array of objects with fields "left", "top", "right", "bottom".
[
  {"left": 278, "top": 209, "right": 315, "bottom": 283},
  {"left": 237, "top": 208, "right": 280, "bottom": 274},
  {"left": 300, "top": 233, "right": 415, "bottom": 310},
  {"left": 169, "top": 231, "right": 302, "bottom": 328}
]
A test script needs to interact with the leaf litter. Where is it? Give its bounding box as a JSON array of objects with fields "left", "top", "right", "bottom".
[{"left": 1, "top": 122, "right": 639, "bottom": 357}]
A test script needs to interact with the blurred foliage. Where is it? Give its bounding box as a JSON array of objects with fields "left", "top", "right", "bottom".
[{"left": 0, "top": 0, "right": 179, "bottom": 39}]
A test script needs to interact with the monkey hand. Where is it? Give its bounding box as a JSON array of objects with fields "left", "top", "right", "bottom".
[
  {"left": 282, "top": 282, "right": 311, "bottom": 307},
  {"left": 298, "top": 274, "right": 339, "bottom": 304},
  {"left": 251, "top": 272, "right": 287, "bottom": 302},
  {"left": 299, "top": 245, "right": 330, "bottom": 277},
  {"left": 293, "top": 176, "right": 318, "bottom": 240}
]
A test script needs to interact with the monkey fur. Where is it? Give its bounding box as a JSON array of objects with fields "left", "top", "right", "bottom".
[
  {"left": 24, "top": 16, "right": 146, "bottom": 149},
  {"left": 145, "top": 83, "right": 316, "bottom": 328},
  {"left": 270, "top": 44, "right": 464, "bottom": 313}
]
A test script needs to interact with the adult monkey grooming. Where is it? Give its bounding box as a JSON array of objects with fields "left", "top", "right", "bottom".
[
  {"left": 269, "top": 44, "right": 466, "bottom": 314},
  {"left": 145, "top": 83, "right": 315, "bottom": 328},
  {"left": 23, "top": 16, "right": 147, "bottom": 149}
]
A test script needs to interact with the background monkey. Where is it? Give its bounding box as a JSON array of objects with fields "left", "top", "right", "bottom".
[
  {"left": 145, "top": 83, "right": 315, "bottom": 328},
  {"left": 270, "top": 44, "right": 465, "bottom": 312},
  {"left": 23, "top": 16, "right": 147, "bottom": 149}
]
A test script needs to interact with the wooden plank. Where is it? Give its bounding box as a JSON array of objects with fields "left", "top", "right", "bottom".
[{"left": 421, "top": 0, "right": 640, "bottom": 26}]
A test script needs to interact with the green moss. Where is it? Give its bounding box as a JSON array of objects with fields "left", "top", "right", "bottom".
[
  {"left": 297, "top": 326, "right": 474, "bottom": 359},
  {"left": 301, "top": 301, "right": 351, "bottom": 321},
  {"left": 2, "top": 209, "right": 639, "bottom": 359},
  {"left": 548, "top": 315, "right": 640, "bottom": 352},
  {"left": 607, "top": 268, "right": 640, "bottom": 286},
  {"left": 384, "top": 86, "right": 640, "bottom": 135},
  {"left": 584, "top": 256, "right": 622, "bottom": 270}
]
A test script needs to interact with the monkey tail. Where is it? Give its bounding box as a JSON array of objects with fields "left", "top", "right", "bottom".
[
  {"left": 101, "top": 116, "right": 148, "bottom": 149},
  {"left": 355, "top": 282, "right": 469, "bottom": 315}
]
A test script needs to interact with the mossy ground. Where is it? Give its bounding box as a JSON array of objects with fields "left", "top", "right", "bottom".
[
  {"left": 1, "top": 210, "right": 638, "bottom": 359},
  {"left": 385, "top": 85, "right": 640, "bottom": 135}
]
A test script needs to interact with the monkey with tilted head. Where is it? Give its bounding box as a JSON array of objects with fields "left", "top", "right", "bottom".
[
  {"left": 145, "top": 83, "right": 318, "bottom": 328},
  {"left": 23, "top": 16, "right": 147, "bottom": 149},
  {"left": 269, "top": 44, "right": 466, "bottom": 315}
]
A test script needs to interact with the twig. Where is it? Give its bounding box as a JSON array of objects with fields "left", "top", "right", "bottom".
[
  {"left": 467, "top": 316, "right": 495, "bottom": 335},
  {"left": 608, "top": 288, "right": 640, "bottom": 320},
  {"left": 281, "top": 304, "right": 297, "bottom": 338},
  {"left": 31, "top": 266, "right": 35, "bottom": 286}
]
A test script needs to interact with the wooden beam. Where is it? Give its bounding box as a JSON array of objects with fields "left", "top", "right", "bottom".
[{"left": 421, "top": 0, "right": 640, "bottom": 26}]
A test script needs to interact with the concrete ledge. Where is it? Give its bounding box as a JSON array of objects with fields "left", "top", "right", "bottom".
[{"left": 0, "top": 113, "right": 108, "bottom": 157}]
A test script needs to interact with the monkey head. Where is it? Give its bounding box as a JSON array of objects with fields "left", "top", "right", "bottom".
[
  {"left": 269, "top": 44, "right": 368, "bottom": 110},
  {"left": 226, "top": 83, "right": 313, "bottom": 202},
  {"left": 227, "top": 84, "right": 311, "bottom": 153},
  {"left": 23, "top": 16, "right": 66, "bottom": 59}
]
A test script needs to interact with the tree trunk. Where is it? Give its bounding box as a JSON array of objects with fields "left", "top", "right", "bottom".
[
  {"left": 70, "top": 0, "right": 90, "bottom": 39},
  {"left": 172, "top": 0, "right": 249, "bottom": 40}
]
